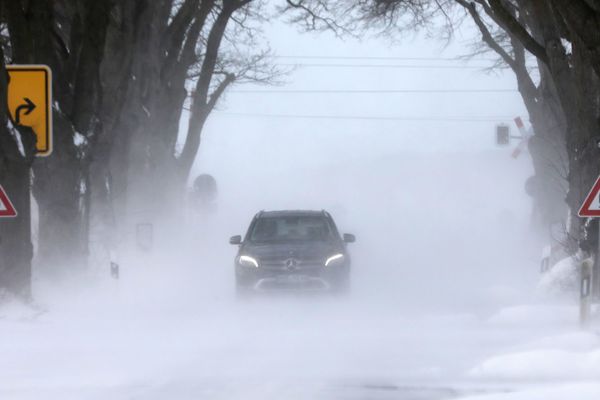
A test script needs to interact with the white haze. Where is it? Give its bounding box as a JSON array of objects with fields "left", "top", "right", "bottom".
[
  {"left": 2, "top": 22, "right": 586, "bottom": 400},
  {"left": 1, "top": 148, "right": 548, "bottom": 400}
]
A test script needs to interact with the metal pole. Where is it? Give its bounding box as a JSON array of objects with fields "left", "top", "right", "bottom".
[
  {"left": 595, "top": 221, "right": 600, "bottom": 299},
  {"left": 580, "top": 258, "right": 593, "bottom": 328}
]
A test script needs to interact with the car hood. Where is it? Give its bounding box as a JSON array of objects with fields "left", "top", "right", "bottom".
[{"left": 241, "top": 241, "right": 342, "bottom": 264}]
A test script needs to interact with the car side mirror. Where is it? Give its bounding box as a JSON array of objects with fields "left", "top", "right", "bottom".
[
  {"left": 229, "top": 235, "right": 242, "bottom": 245},
  {"left": 343, "top": 233, "right": 355, "bottom": 243}
]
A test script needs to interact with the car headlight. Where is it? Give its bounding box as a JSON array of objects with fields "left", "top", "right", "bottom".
[
  {"left": 238, "top": 255, "right": 259, "bottom": 268},
  {"left": 325, "top": 253, "right": 344, "bottom": 266}
]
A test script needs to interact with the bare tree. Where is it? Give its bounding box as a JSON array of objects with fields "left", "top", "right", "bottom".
[
  {"left": 3, "top": 0, "right": 115, "bottom": 278},
  {"left": 465, "top": 0, "right": 600, "bottom": 252},
  {"left": 113, "top": 0, "right": 282, "bottom": 241},
  {"left": 1, "top": 0, "right": 281, "bottom": 288},
  {"left": 0, "top": 44, "right": 36, "bottom": 298},
  {"left": 454, "top": 0, "right": 569, "bottom": 233},
  {"left": 283, "top": 0, "right": 600, "bottom": 254}
]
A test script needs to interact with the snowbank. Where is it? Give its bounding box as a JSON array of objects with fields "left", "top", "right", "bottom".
[
  {"left": 536, "top": 256, "right": 578, "bottom": 299},
  {"left": 522, "top": 331, "right": 600, "bottom": 352},
  {"left": 0, "top": 292, "right": 44, "bottom": 322},
  {"left": 456, "top": 383, "right": 600, "bottom": 400},
  {"left": 468, "top": 348, "right": 600, "bottom": 380},
  {"left": 469, "top": 308, "right": 600, "bottom": 390},
  {"left": 487, "top": 304, "right": 578, "bottom": 326},
  {"left": 467, "top": 327, "right": 600, "bottom": 383}
]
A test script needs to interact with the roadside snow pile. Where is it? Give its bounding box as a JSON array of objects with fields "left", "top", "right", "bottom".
[
  {"left": 0, "top": 292, "right": 44, "bottom": 321},
  {"left": 456, "top": 383, "right": 600, "bottom": 400},
  {"left": 522, "top": 331, "right": 600, "bottom": 352},
  {"left": 468, "top": 348, "right": 600, "bottom": 380},
  {"left": 467, "top": 329, "right": 600, "bottom": 382},
  {"left": 536, "top": 256, "right": 578, "bottom": 299},
  {"left": 469, "top": 306, "right": 600, "bottom": 390},
  {"left": 487, "top": 304, "right": 578, "bottom": 326}
]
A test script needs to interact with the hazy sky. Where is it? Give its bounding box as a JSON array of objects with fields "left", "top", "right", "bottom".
[{"left": 188, "top": 16, "right": 528, "bottom": 174}]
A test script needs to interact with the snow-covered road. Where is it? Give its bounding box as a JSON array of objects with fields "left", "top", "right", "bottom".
[
  {"left": 2, "top": 152, "right": 598, "bottom": 399},
  {"left": 1, "top": 277, "right": 598, "bottom": 400}
]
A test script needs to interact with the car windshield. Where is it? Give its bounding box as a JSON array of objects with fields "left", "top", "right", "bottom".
[{"left": 249, "top": 216, "right": 334, "bottom": 243}]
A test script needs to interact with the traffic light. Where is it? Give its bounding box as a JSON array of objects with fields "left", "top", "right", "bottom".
[{"left": 496, "top": 125, "right": 510, "bottom": 145}]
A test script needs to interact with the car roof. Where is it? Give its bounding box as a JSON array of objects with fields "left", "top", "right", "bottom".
[{"left": 257, "top": 210, "right": 329, "bottom": 218}]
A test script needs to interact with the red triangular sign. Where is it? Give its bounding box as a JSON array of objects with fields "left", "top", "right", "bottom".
[
  {"left": 579, "top": 176, "right": 600, "bottom": 217},
  {"left": 0, "top": 185, "right": 18, "bottom": 218}
]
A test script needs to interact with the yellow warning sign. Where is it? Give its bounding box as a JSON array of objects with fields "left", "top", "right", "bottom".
[{"left": 7, "top": 65, "right": 52, "bottom": 156}]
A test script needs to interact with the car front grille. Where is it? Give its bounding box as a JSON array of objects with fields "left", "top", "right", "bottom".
[
  {"left": 260, "top": 258, "right": 323, "bottom": 269},
  {"left": 254, "top": 277, "right": 330, "bottom": 292},
  {"left": 260, "top": 263, "right": 323, "bottom": 276}
]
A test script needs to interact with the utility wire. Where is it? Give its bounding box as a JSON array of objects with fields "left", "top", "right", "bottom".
[
  {"left": 230, "top": 89, "right": 518, "bottom": 94},
  {"left": 272, "top": 55, "right": 498, "bottom": 62},
  {"left": 214, "top": 111, "right": 513, "bottom": 122},
  {"left": 279, "top": 63, "right": 493, "bottom": 69}
]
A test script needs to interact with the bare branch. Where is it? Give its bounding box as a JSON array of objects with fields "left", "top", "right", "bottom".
[
  {"left": 484, "top": 0, "right": 548, "bottom": 64},
  {"left": 457, "top": 0, "right": 516, "bottom": 68},
  {"left": 281, "top": 0, "right": 356, "bottom": 36}
]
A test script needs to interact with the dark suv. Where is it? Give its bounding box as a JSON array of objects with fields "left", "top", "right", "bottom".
[{"left": 229, "top": 210, "right": 355, "bottom": 295}]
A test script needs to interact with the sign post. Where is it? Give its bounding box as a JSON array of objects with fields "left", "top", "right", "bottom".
[
  {"left": 578, "top": 175, "right": 600, "bottom": 326},
  {"left": 511, "top": 117, "right": 533, "bottom": 159},
  {"left": 6, "top": 65, "right": 52, "bottom": 156},
  {"left": 580, "top": 258, "right": 593, "bottom": 328}
]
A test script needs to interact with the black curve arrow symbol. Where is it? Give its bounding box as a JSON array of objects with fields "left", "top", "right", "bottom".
[{"left": 15, "top": 97, "right": 36, "bottom": 125}]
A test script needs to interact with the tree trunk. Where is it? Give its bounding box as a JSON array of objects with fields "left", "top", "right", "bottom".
[
  {"left": 525, "top": 1, "right": 599, "bottom": 252},
  {"left": 0, "top": 55, "right": 34, "bottom": 299},
  {"left": 524, "top": 65, "right": 569, "bottom": 233},
  {"left": 32, "top": 112, "right": 85, "bottom": 276},
  {"left": 462, "top": 0, "right": 570, "bottom": 236},
  {"left": 0, "top": 156, "right": 33, "bottom": 298}
]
